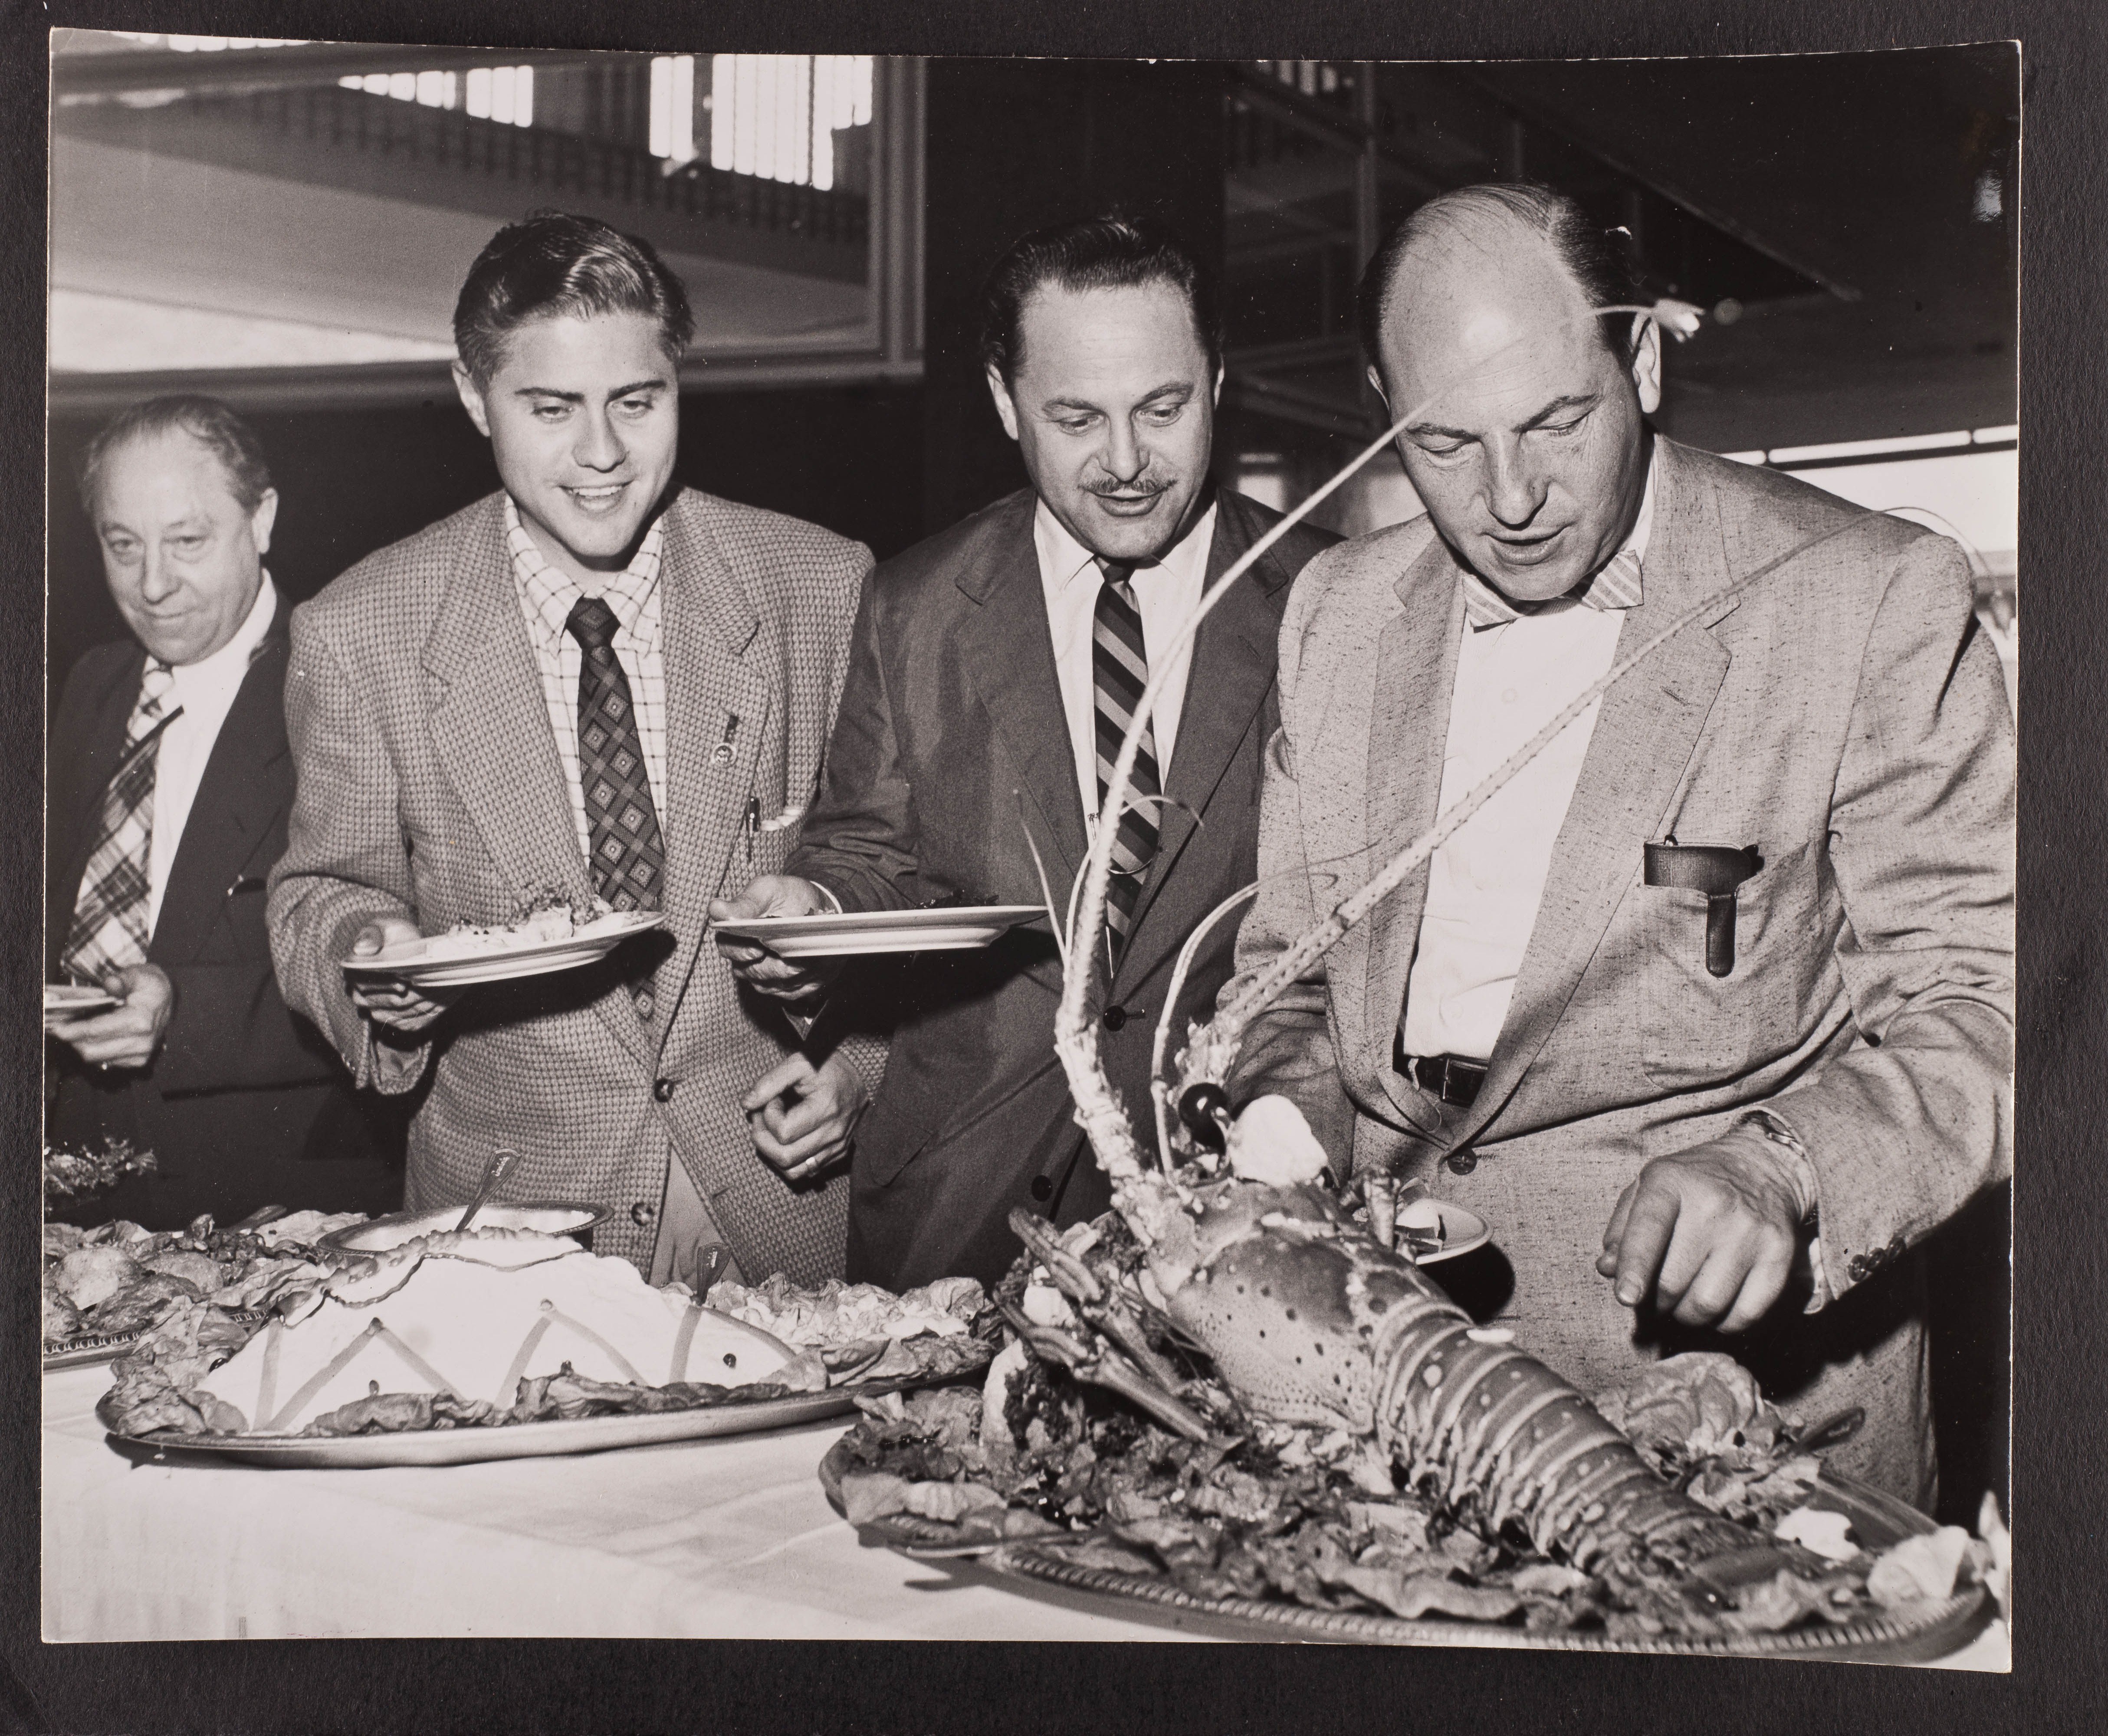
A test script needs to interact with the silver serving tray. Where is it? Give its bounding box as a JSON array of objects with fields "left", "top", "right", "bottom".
[{"left": 109, "top": 1388, "right": 861, "bottom": 1468}]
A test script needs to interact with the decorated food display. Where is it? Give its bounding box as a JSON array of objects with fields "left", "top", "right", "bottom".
[
  {"left": 43, "top": 1136, "right": 158, "bottom": 1208},
  {"left": 95, "top": 1228, "right": 993, "bottom": 1442}
]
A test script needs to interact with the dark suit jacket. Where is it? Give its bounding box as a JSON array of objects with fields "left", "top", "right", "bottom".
[
  {"left": 46, "top": 595, "right": 403, "bottom": 1228},
  {"left": 791, "top": 489, "right": 1337, "bottom": 1287}
]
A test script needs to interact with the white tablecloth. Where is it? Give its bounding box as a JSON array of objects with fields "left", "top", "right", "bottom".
[{"left": 40, "top": 1365, "right": 2008, "bottom": 1663}]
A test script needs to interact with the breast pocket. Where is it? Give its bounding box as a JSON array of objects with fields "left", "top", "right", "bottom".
[{"left": 1636, "top": 837, "right": 1832, "bottom": 1088}]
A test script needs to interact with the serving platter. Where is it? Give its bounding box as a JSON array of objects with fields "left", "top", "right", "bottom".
[
  {"left": 339, "top": 911, "right": 663, "bottom": 987},
  {"left": 982, "top": 1472, "right": 1987, "bottom": 1661},
  {"left": 710, "top": 905, "right": 1047, "bottom": 958},
  {"left": 320, "top": 1201, "right": 608, "bottom": 1255}
]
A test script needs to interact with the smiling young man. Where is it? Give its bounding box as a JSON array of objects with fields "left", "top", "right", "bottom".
[
  {"left": 46, "top": 397, "right": 399, "bottom": 1227},
  {"left": 1220, "top": 183, "right": 2014, "bottom": 1505},
  {"left": 266, "top": 212, "right": 876, "bottom": 1286},
  {"left": 712, "top": 217, "right": 1337, "bottom": 1288}
]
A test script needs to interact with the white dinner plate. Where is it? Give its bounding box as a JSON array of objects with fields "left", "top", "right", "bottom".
[
  {"left": 339, "top": 911, "right": 665, "bottom": 987},
  {"left": 711, "top": 905, "right": 1047, "bottom": 957},
  {"left": 1406, "top": 1202, "right": 1491, "bottom": 1265},
  {"left": 45, "top": 984, "right": 118, "bottom": 1017}
]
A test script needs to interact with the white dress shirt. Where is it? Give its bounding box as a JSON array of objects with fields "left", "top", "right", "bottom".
[
  {"left": 1400, "top": 458, "right": 1657, "bottom": 1062},
  {"left": 503, "top": 496, "right": 670, "bottom": 864},
  {"left": 1034, "top": 497, "right": 1218, "bottom": 833},
  {"left": 147, "top": 573, "right": 279, "bottom": 937}
]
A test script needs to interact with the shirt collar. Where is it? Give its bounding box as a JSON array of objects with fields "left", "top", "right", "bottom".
[
  {"left": 1033, "top": 495, "right": 1219, "bottom": 593},
  {"left": 503, "top": 495, "right": 667, "bottom": 640},
  {"left": 1460, "top": 445, "right": 1658, "bottom": 631},
  {"left": 168, "top": 571, "right": 277, "bottom": 688}
]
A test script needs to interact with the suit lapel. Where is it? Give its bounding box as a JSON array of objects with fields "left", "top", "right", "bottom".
[
  {"left": 657, "top": 499, "right": 774, "bottom": 954},
  {"left": 149, "top": 608, "right": 290, "bottom": 965},
  {"left": 1116, "top": 494, "right": 1289, "bottom": 985},
  {"left": 422, "top": 497, "right": 650, "bottom": 1066},
  {"left": 954, "top": 496, "right": 1090, "bottom": 890},
  {"left": 1356, "top": 535, "right": 1468, "bottom": 1096},
  {"left": 1453, "top": 441, "right": 1740, "bottom": 1145}
]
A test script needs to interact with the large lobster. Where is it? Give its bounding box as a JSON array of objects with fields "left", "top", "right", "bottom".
[{"left": 1016, "top": 306, "right": 1863, "bottom": 1617}]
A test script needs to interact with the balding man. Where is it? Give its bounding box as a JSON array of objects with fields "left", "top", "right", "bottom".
[
  {"left": 1223, "top": 183, "right": 2013, "bottom": 1506},
  {"left": 46, "top": 396, "right": 400, "bottom": 1227}
]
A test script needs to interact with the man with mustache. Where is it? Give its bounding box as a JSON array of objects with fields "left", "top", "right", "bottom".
[
  {"left": 716, "top": 217, "right": 1336, "bottom": 1287},
  {"left": 1222, "top": 183, "right": 2013, "bottom": 1503},
  {"left": 268, "top": 212, "right": 874, "bottom": 1288}
]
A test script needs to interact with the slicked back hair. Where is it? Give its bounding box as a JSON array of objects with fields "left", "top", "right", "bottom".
[
  {"left": 77, "top": 394, "right": 272, "bottom": 519},
  {"left": 454, "top": 210, "right": 696, "bottom": 385},
  {"left": 1357, "top": 182, "right": 1645, "bottom": 388},
  {"left": 979, "top": 216, "right": 1221, "bottom": 384}
]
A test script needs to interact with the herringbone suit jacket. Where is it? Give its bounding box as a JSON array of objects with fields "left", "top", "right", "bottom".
[
  {"left": 268, "top": 488, "right": 872, "bottom": 1280},
  {"left": 1226, "top": 440, "right": 2014, "bottom": 1506}
]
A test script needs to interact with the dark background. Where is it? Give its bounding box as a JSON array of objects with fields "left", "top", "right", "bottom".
[{"left": 9, "top": 5, "right": 2095, "bottom": 1736}]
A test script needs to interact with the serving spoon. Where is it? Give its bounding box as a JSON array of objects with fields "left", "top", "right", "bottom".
[{"left": 453, "top": 1148, "right": 519, "bottom": 1233}]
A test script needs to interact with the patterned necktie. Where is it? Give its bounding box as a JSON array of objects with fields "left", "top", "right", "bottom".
[
  {"left": 1092, "top": 559, "right": 1162, "bottom": 957},
  {"left": 566, "top": 597, "right": 666, "bottom": 916},
  {"left": 63, "top": 662, "right": 181, "bottom": 984}
]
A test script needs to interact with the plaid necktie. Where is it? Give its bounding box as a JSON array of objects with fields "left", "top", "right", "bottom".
[
  {"left": 1461, "top": 544, "right": 1644, "bottom": 629},
  {"left": 1092, "top": 559, "right": 1162, "bottom": 956},
  {"left": 62, "top": 661, "right": 181, "bottom": 985},
  {"left": 567, "top": 597, "right": 666, "bottom": 916}
]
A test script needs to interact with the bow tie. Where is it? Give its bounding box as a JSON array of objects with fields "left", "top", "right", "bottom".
[{"left": 1461, "top": 545, "right": 1644, "bottom": 630}]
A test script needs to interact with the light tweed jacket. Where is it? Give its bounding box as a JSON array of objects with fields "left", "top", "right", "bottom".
[
  {"left": 268, "top": 488, "right": 873, "bottom": 1281},
  {"left": 1226, "top": 438, "right": 2014, "bottom": 1505}
]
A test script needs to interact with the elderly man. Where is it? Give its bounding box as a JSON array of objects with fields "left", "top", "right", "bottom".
[
  {"left": 267, "top": 213, "right": 874, "bottom": 1286},
  {"left": 46, "top": 397, "right": 400, "bottom": 1227},
  {"left": 1223, "top": 183, "right": 2013, "bottom": 1506},
  {"left": 716, "top": 217, "right": 1336, "bottom": 1288}
]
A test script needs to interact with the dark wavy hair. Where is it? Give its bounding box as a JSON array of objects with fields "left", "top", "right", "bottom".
[
  {"left": 978, "top": 215, "right": 1221, "bottom": 384},
  {"left": 1357, "top": 182, "right": 1645, "bottom": 386},
  {"left": 454, "top": 210, "right": 696, "bottom": 384},
  {"left": 76, "top": 395, "right": 273, "bottom": 518}
]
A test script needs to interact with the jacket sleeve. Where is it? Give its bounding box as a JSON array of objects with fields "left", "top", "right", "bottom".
[
  {"left": 784, "top": 572, "right": 922, "bottom": 916},
  {"left": 1218, "top": 584, "right": 1365, "bottom": 1165},
  {"left": 1755, "top": 535, "right": 2015, "bottom": 1300},
  {"left": 265, "top": 609, "right": 431, "bottom": 1095}
]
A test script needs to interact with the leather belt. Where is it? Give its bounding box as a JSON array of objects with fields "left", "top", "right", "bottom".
[{"left": 1392, "top": 1030, "right": 1488, "bottom": 1108}]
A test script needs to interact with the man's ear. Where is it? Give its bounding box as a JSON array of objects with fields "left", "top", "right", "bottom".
[
  {"left": 1627, "top": 316, "right": 1663, "bottom": 416},
  {"left": 249, "top": 488, "right": 279, "bottom": 557},
  {"left": 453, "top": 361, "right": 494, "bottom": 439},
  {"left": 986, "top": 365, "right": 1021, "bottom": 442}
]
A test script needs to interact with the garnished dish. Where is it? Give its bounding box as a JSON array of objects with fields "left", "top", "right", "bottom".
[
  {"left": 43, "top": 1209, "right": 362, "bottom": 1368},
  {"left": 823, "top": 1208, "right": 2004, "bottom": 1652},
  {"left": 95, "top": 1228, "right": 995, "bottom": 1465},
  {"left": 43, "top": 1135, "right": 158, "bottom": 1207}
]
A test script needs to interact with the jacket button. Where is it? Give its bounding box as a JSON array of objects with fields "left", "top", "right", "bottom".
[
  {"left": 1101, "top": 1006, "right": 1128, "bottom": 1031},
  {"left": 1887, "top": 1233, "right": 1908, "bottom": 1260},
  {"left": 1029, "top": 1175, "right": 1053, "bottom": 1202},
  {"left": 630, "top": 1202, "right": 657, "bottom": 1227},
  {"left": 653, "top": 1078, "right": 676, "bottom": 1103},
  {"left": 1445, "top": 1150, "right": 1477, "bottom": 1176},
  {"left": 1848, "top": 1253, "right": 1872, "bottom": 1283}
]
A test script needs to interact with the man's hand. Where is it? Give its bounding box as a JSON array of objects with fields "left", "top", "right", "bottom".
[
  {"left": 1596, "top": 1125, "right": 1808, "bottom": 1332},
  {"left": 346, "top": 915, "right": 461, "bottom": 1034},
  {"left": 743, "top": 1050, "right": 869, "bottom": 1183},
  {"left": 45, "top": 964, "right": 174, "bottom": 1071},
  {"left": 710, "top": 873, "right": 842, "bottom": 1003}
]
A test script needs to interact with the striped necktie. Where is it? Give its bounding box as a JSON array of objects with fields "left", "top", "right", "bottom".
[
  {"left": 63, "top": 661, "right": 181, "bottom": 984},
  {"left": 1460, "top": 544, "right": 1645, "bottom": 629},
  {"left": 1091, "top": 559, "right": 1161, "bottom": 957}
]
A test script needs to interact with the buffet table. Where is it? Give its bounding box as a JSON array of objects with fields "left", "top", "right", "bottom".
[{"left": 40, "top": 1364, "right": 2009, "bottom": 1662}]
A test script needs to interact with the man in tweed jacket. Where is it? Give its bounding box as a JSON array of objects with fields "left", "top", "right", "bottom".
[
  {"left": 268, "top": 214, "right": 872, "bottom": 1284},
  {"left": 1225, "top": 186, "right": 2013, "bottom": 1504}
]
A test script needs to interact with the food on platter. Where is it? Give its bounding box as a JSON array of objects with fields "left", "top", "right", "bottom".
[
  {"left": 43, "top": 1136, "right": 158, "bottom": 1205},
  {"left": 437, "top": 892, "right": 621, "bottom": 954},
  {"left": 824, "top": 1208, "right": 2002, "bottom": 1643},
  {"left": 711, "top": 1274, "right": 986, "bottom": 1351},
  {"left": 97, "top": 1230, "right": 996, "bottom": 1442},
  {"left": 42, "top": 1212, "right": 359, "bottom": 1353}
]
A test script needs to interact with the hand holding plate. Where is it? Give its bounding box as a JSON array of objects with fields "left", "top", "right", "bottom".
[
  {"left": 710, "top": 874, "right": 844, "bottom": 1002},
  {"left": 347, "top": 915, "right": 463, "bottom": 1032}
]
